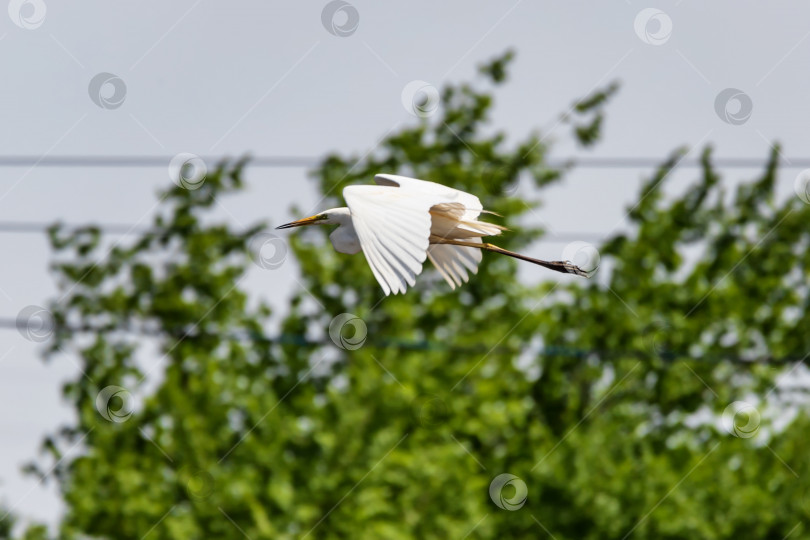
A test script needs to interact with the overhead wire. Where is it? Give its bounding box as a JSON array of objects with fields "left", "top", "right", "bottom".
[
  {"left": 0, "top": 155, "right": 806, "bottom": 168},
  {"left": 0, "top": 318, "right": 806, "bottom": 366}
]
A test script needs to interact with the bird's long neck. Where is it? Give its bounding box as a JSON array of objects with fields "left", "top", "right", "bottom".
[{"left": 324, "top": 207, "right": 361, "bottom": 254}]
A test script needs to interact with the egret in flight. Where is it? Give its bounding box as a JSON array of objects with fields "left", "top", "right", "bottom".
[{"left": 277, "top": 174, "right": 590, "bottom": 295}]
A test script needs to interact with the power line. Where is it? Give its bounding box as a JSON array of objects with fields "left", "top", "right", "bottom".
[
  {"left": 0, "top": 155, "right": 807, "bottom": 169},
  {"left": 0, "top": 221, "right": 149, "bottom": 235},
  {"left": 0, "top": 221, "right": 606, "bottom": 242},
  {"left": 0, "top": 156, "right": 316, "bottom": 168},
  {"left": 1, "top": 318, "right": 806, "bottom": 366}
]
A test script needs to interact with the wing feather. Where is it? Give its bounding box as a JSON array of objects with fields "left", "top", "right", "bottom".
[
  {"left": 428, "top": 250, "right": 462, "bottom": 287},
  {"left": 344, "top": 185, "right": 435, "bottom": 295},
  {"left": 426, "top": 239, "right": 483, "bottom": 289},
  {"left": 374, "top": 174, "right": 483, "bottom": 220},
  {"left": 345, "top": 176, "right": 490, "bottom": 294}
]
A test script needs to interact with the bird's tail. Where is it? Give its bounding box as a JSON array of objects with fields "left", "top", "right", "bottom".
[{"left": 455, "top": 219, "right": 507, "bottom": 237}]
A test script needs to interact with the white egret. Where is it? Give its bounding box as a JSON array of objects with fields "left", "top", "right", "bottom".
[{"left": 277, "top": 174, "right": 590, "bottom": 295}]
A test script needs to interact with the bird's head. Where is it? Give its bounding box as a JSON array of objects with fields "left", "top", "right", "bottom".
[{"left": 276, "top": 207, "right": 351, "bottom": 229}]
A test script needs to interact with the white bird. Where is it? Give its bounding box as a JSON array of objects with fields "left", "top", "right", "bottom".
[{"left": 276, "top": 174, "right": 589, "bottom": 295}]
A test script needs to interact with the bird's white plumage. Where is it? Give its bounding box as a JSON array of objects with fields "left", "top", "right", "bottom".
[
  {"left": 343, "top": 176, "right": 493, "bottom": 295},
  {"left": 278, "top": 173, "right": 586, "bottom": 294},
  {"left": 374, "top": 174, "right": 484, "bottom": 220},
  {"left": 343, "top": 185, "right": 434, "bottom": 295},
  {"left": 373, "top": 175, "right": 489, "bottom": 290},
  {"left": 427, "top": 240, "right": 482, "bottom": 289}
]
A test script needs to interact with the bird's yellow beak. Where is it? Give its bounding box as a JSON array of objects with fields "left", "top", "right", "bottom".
[{"left": 275, "top": 214, "right": 325, "bottom": 229}]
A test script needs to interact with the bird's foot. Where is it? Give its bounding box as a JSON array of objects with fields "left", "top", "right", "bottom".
[{"left": 557, "top": 260, "right": 595, "bottom": 277}]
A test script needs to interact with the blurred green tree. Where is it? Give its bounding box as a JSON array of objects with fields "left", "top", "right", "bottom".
[{"left": 9, "top": 51, "right": 810, "bottom": 539}]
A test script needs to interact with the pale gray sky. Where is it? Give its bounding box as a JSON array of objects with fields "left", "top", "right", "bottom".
[{"left": 1, "top": 0, "right": 809, "bottom": 531}]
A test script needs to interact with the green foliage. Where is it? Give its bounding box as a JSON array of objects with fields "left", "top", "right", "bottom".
[
  {"left": 24, "top": 51, "right": 810, "bottom": 539},
  {"left": 0, "top": 510, "right": 13, "bottom": 539},
  {"left": 0, "top": 509, "right": 48, "bottom": 540}
]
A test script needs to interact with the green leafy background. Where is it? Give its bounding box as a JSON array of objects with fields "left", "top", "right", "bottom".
[{"left": 5, "top": 52, "right": 810, "bottom": 539}]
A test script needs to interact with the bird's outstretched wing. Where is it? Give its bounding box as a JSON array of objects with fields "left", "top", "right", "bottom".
[
  {"left": 374, "top": 174, "right": 483, "bottom": 221},
  {"left": 427, "top": 240, "right": 482, "bottom": 289},
  {"left": 346, "top": 175, "right": 494, "bottom": 295},
  {"left": 374, "top": 175, "right": 494, "bottom": 289},
  {"left": 343, "top": 185, "right": 436, "bottom": 295}
]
